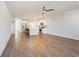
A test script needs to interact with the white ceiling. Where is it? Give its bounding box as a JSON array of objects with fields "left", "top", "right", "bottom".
[{"left": 6, "top": 1, "right": 79, "bottom": 21}]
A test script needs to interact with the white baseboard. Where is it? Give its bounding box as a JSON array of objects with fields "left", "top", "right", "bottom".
[{"left": 48, "top": 33, "right": 79, "bottom": 40}]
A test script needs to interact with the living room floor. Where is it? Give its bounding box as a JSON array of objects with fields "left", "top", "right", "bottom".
[{"left": 1, "top": 33, "right": 79, "bottom": 57}]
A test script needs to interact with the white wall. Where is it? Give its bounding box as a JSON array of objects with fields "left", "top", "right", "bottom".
[
  {"left": 62, "top": 8, "right": 79, "bottom": 39},
  {"left": 0, "top": 2, "right": 11, "bottom": 56},
  {"left": 11, "top": 17, "right": 15, "bottom": 34},
  {"left": 11, "top": 23, "right": 15, "bottom": 34},
  {"left": 45, "top": 8, "right": 79, "bottom": 40}
]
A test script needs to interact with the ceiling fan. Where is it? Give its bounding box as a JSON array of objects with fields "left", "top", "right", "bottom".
[{"left": 41, "top": 6, "right": 54, "bottom": 15}]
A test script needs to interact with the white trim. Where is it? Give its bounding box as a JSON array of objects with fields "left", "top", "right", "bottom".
[{"left": 48, "top": 33, "right": 79, "bottom": 40}]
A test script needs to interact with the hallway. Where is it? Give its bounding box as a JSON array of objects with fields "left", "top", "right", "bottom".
[
  {"left": 0, "top": 1, "right": 79, "bottom": 57},
  {"left": 1, "top": 33, "right": 79, "bottom": 57}
]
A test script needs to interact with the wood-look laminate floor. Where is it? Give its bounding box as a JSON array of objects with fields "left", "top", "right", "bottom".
[{"left": 1, "top": 33, "right": 79, "bottom": 57}]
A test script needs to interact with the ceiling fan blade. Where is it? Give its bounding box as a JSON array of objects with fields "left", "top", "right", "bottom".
[
  {"left": 41, "top": 6, "right": 54, "bottom": 15},
  {"left": 45, "top": 9, "right": 54, "bottom": 12}
]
